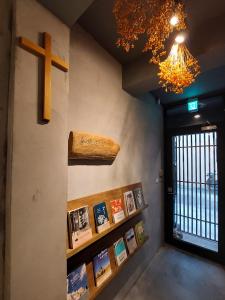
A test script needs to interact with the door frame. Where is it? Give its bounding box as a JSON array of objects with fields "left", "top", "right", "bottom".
[{"left": 164, "top": 122, "right": 225, "bottom": 265}]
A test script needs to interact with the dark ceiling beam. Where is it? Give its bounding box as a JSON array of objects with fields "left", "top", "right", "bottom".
[
  {"left": 38, "top": 0, "right": 95, "bottom": 27},
  {"left": 122, "top": 55, "right": 159, "bottom": 97}
]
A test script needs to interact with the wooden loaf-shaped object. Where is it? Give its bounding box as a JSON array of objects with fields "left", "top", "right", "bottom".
[{"left": 68, "top": 131, "right": 120, "bottom": 162}]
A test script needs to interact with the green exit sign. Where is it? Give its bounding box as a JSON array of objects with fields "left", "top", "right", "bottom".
[{"left": 187, "top": 99, "right": 198, "bottom": 112}]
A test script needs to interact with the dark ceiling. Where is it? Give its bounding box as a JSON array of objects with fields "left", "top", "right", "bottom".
[
  {"left": 78, "top": 0, "right": 225, "bottom": 103},
  {"left": 79, "top": 0, "right": 147, "bottom": 65},
  {"left": 79, "top": 0, "right": 225, "bottom": 65},
  {"left": 39, "top": 0, "right": 95, "bottom": 27},
  {"left": 40, "top": 0, "right": 225, "bottom": 104}
]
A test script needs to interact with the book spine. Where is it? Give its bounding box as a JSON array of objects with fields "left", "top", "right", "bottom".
[{"left": 67, "top": 212, "right": 73, "bottom": 249}]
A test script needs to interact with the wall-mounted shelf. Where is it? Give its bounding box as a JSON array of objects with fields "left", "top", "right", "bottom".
[
  {"left": 67, "top": 182, "right": 148, "bottom": 299},
  {"left": 67, "top": 182, "right": 148, "bottom": 258},
  {"left": 89, "top": 236, "right": 149, "bottom": 300},
  {"left": 67, "top": 204, "right": 148, "bottom": 259}
]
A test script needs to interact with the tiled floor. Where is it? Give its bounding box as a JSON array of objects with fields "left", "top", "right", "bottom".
[{"left": 124, "top": 246, "right": 225, "bottom": 300}]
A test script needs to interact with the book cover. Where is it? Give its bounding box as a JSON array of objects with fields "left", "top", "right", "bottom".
[
  {"left": 125, "top": 228, "right": 138, "bottom": 254},
  {"left": 133, "top": 187, "right": 146, "bottom": 209},
  {"left": 123, "top": 191, "right": 136, "bottom": 215},
  {"left": 93, "top": 249, "right": 112, "bottom": 287},
  {"left": 110, "top": 198, "right": 125, "bottom": 223},
  {"left": 93, "top": 202, "right": 110, "bottom": 233},
  {"left": 114, "top": 238, "right": 127, "bottom": 266},
  {"left": 135, "top": 221, "right": 146, "bottom": 245},
  {"left": 67, "top": 263, "right": 89, "bottom": 300},
  {"left": 68, "top": 206, "right": 92, "bottom": 249}
]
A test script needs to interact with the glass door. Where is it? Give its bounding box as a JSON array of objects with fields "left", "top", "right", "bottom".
[
  {"left": 165, "top": 123, "right": 225, "bottom": 264},
  {"left": 172, "top": 131, "right": 218, "bottom": 252}
]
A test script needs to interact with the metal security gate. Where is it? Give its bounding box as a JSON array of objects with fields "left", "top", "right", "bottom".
[{"left": 172, "top": 131, "right": 218, "bottom": 251}]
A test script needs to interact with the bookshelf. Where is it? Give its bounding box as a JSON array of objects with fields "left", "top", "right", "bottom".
[
  {"left": 88, "top": 236, "right": 149, "bottom": 300},
  {"left": 67, "top": 204, "right": 148, "bottom": 259},
  {"left": 67, "top": 182, "right": 148, "bottom": 299}
]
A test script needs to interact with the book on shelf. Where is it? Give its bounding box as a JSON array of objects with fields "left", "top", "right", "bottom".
[
  {"left": 114, "top": 237, "right": 128, "bottom": 266},
  {"left": 123, "top": 191, "right": 136, "bottom": 216},
  {"left": 93, "top": 202, "right": 110, "bottom": 233},
  {"left": 135, "top": 221, "right": 146, "bottom": 245},
  {"left": 125, "top": 228, "right": 138, "bottom": 254},
  {"left": 67, "top": 263, "right": 89, "bottom": 300},
  {"left": 133, "top": 187, "right": 146, "bottom": 209},
  {"left": 93, "top": 249, "right": 112, "bottom": 287},
  {"left": 67, "top": 206, "right": 92, "bottom": 249},
  {"left": 110, "top": 198, "right": 125, "bottom": 223}
]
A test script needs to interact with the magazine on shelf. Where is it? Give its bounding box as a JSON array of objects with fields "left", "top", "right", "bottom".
[
  {"left": 110, "top": 198, "right": 125, "bottom": 223},
  {"left": 67, "top": 263, "right": 89, "bottom": 300},
  {"left": 123, "top": 191, "right": 136, "bottom": 215},
  {"left": 114, "top": 238, "right": 128, "bottom": 266},
  {"left": 93, "top": 249, "right": 112, "bottom": 287},
  {"left": 93, "top": 202, "right": 110, "bottom": 233},
  {"left": 67, "top": 206, "right": 92, "bottom": 249},
  {"left": 125, "top": 228, "right": 138, "bottom": 254},
  {"left": 133, "top": 187, "right": 146, "bottom": 209},
  {"left": 135, "top": 221, "right": 146, "bottom": 245}
]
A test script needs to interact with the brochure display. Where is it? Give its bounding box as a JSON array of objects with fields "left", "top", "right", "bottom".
[{"left": 67, "top": 182, "right": 148, "bottom": 300}]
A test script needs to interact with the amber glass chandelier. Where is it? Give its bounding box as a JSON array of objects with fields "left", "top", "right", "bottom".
[{"left": 158, "top": 41, "right": 200, "bottom": 94}]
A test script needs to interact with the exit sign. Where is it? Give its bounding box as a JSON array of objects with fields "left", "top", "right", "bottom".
[{"left": 187, "top": 99, "right": 198, "bottom": 112}]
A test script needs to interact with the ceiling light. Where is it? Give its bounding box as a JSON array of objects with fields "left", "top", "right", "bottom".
[
  {"left": 170, "top": 15, "right": 179, "bottom": 26},
  {"left": 175, "top": 34, "right": 185, "bottom": 44},
  {"left": 194, "top": 114, "right": 201, "bottom": 119},
  {"left": 158, "top": 43, "right": 200, "bottom": 94},
  {"left": 113, "top": 0, "right": 186, "bottom": 64}
]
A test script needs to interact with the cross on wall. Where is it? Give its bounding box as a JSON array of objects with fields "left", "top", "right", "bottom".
[{"left": 19, "top": 32, "right": 69, "bottom": 122}]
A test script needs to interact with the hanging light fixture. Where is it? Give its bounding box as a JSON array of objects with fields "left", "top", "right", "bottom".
[
  {"left": 113, "top": 0, "right": 200, "bottom": 94},
  {"left": 113, "top": 0, "right": 186, "bottom": 64},
  {"left": 158, "top": 40, "right": 200, "bottom": 94}
]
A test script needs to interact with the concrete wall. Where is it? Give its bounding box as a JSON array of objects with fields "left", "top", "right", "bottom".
[
  {"left": 0, "top": 0, "right": 13, "bottom": 299},
  {"left": 69, "top": 25, "right": 164, "bottom": 299},
  {"left": 5, "top": 1, "right": 70, "bottom": 299},
  {"left": 5, "top": 2, "right": 163, "bottom": 299}
]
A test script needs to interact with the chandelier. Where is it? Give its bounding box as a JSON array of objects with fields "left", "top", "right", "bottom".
[
  {"left": 158, "top": 42, "right": 200, "bottom": 94},
  {"left": 113, "top": 0, "right": 201, "bottom": 94},
  {"left": 113, "top": 0, "right": 186, "bottom": 64},
  {"left": 158, "top": 43, "right": 200, "bottom": 94}
]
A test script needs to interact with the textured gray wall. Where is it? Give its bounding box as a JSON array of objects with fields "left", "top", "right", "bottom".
[
  {"left": 68, "top": 25, "right": 164, "bottom": 299},
  {"left": 5, "top": 1, "right": 70, "bottom": 299},
  {"left": 0, "top": 0, "right": 13, "bottom": 299}
]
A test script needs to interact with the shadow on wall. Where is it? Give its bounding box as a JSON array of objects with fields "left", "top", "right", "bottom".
[{"left": 68, "top": 159, "right": 114, "bottom": 166}]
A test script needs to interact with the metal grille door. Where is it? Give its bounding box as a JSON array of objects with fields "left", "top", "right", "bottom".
[{"left": 173, "top": 131, "right": 218, "bottom": 251}]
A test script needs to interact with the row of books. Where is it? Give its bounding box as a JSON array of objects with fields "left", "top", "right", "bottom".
[
  {"left": 67, "top": 221, "right": 146, "bottom": 300},
  {"left": 67, "top": 187, "right": 146, "bottom": 249}
]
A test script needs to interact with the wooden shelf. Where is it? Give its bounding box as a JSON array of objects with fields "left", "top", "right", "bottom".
[
  {"left": 67, "top": 183, "right": 148, "bottom": 299},
  {"left": 89, "top": 236, "right": 149, "bottom": 300},
  {"left": 67, "top": 204, "right": 148, "bottom": 259}
]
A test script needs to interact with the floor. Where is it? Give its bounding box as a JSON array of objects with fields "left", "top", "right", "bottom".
[{"left": 124, "top": 246, "right": 225, "bottom": 300}]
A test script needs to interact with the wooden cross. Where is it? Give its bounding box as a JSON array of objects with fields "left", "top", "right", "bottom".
[{"left": 19, "top": 32, "right": 69, "bottom": 122}]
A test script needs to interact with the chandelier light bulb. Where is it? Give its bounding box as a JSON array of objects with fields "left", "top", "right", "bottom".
[
  {"left": 170, "top": 44, "right": 178, "bottom": 56},
  {"left": 170, "top": 15, "right": 179, "bottom": 26},
  {"left": 175, "top": 34, "right": 185, "bottom": 44}
]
